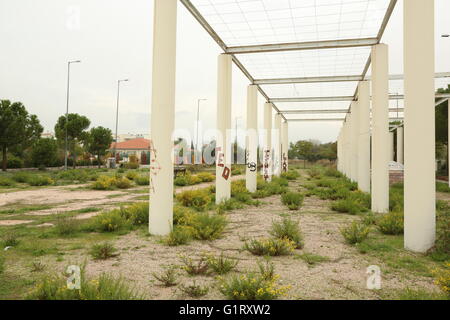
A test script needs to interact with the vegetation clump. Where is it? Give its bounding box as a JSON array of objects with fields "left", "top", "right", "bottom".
[
  {"left": 340, "top": 221, "right": 370, "bottom": 244},
  {"left": 270, "top": 218, "right": 304, "bottom": 249},
  {"left": 244, "top": 238, "right": 295, "bottom": 256},
  {"left": 377, "top": 211, "right": 404, "bottom": 235},
  {"left": 90, "top": 242, "right": 118, "bottom": 260},
  {"left": 152, "top": 266, "right": 178, "bottom": 287},
  {"left": 281, "top": 192, "right": 304, "bottom": 210}
]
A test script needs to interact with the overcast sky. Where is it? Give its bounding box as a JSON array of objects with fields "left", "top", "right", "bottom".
[{"left": 1, "top": 0, "right": 449, "bottom": 144}]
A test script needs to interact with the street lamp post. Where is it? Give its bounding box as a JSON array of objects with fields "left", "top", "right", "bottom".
[
  {"left": 196, "top": 98, "right": 207, "bottom": 163},
  {"left": 112, "top": 79, "right": 129, "bottom": 161},
  {"left": 64, "top": 60, "right": 81, "bottom": 171}
]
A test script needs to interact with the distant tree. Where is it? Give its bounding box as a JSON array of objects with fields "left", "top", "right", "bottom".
[
  {"left": 31, "top": 138, "right": 58, "bottom": 168},
  {"left": 0, "top": 100, "right": 43, "bottom": 171},
  {"left": 289, "top": 139, "right": 337, "bottom": 163},
  {"left": 85, "top": 126, "right": 113, "bottom": 168},
  {"left": 54, "top": 113, "right": 90, "bottom": 168}
]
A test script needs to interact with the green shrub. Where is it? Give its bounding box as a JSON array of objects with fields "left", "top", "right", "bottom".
[
  {"left": 163, "top": 226, "right": 193, "bottom": 246},
  {"left": 152, "top": 266, "right": 178, "bottom": 287},
  {"left": 180, "top": 255, "right": 209, "bottom": 276},
  {"left": 281, "top": 192, "right": 304, "bottom": 210},
  {"left": 90, "top": 242, "right": 118, "bottom": 260},
  {"left": 179, "top": 281, "right": 209, "bottom": 297},
  {"left": 90, "top": 210, "right": 129, "bottom": 232},
  {"left": 257, "top": 259, "right": 275, "bottom": 280},
  {"left": 27, "top": 175, "right": 53, "bottom": 186},
  {"left": 219, "top": 271, "right": 289, "bottom": 300},
  {"left": 331, "top": 198, "right": 367, "bottom": 215},
  {"left": 197, "top": 172, "right": 215, "bottom": 182},
  {"left": 12, "top": 171, "right": 31, "bottom": 183},
  {"left": 216, "top": 198, "right": 244, "bottom": 214},
  {"left": 324, "top": 167, "right": 342, "bottom": 178},
  {"left": 0, "top": 177, "right": 15, "bottom": 186},
  {"left": 125, "top": 171, "right": 138, "bottom": 180},
  {"left": 205, "top": 253, "right": 238, "bottom": 275},
  {"left": 436, "top": 182, "right": 450, "bottom": 193},
  {"left": 270, "top": 218, "right": 304, "bottom": 249},
  {"left": 26, "top": 268, "right": 143, "bottom": 300},
  {"left": 174, "top": 175, "right": 189, "bottom": 186},
  {"left": 134, "top": 175, "right": 149, "bottom": 186},
  {"left": 176, "top": 189, "right": 211, "bottom": 211},
  {"left": 54, "top": 217, "right": 80, "bottom": 236},
  {"left": 340, "top": 221, "right": 370, "bottom": 244},
  {"left": 308, "top": 167, "right": 322, "bottom": 179},
  {"left": 115, "top": 177, "right": 132, "bottom": 189},
  {"left": 231, "top": 179, "right": 248, "bottom": 196},
  {"left": 191, "top": 213, "right": 227, "bottom": 240},
  {"left": 434, "top": 208, "right": 450, "bottom": 256},
  {"left": 377, "top": 211, "right": 404, "bottom": 235},
  {"left": 186, "top": 174, "right": 202, "bottom": 185},
  {"left": 91, "top": 176, "right": 116, "bottom": 190},
  {"left": 244, "top": 238, "right": 295, "bottom": 256},
  {"left": 123, "top": 162, "right": 139, "bottom": 169},
  {"left": 2, "top": 232, "right": 20, "bottom": 247},
  {"left": 280, "top": 170, "right": 300, "bottom": 180},
  {"left": 121, "top": 202, "right": 149, "bottom": 225},
  {"left": 173, "top": 205, "right": 196, "bottom": 226}
]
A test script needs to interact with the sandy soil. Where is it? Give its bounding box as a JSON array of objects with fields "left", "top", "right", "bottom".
[{"left": 49, "top": 191, "right": 439, "bottom": 300}]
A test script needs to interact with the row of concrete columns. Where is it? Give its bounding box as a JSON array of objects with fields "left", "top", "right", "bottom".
[
  {"left": 337, "top": 0, "right": 436, "bottom": 253},
  {"left": 148, "top": 0, "right": 289, "bottom": 236}
]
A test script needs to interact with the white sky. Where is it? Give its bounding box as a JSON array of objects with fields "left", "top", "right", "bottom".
[{"left": 0, "top": 0, "right": 449, "bottom": 144}]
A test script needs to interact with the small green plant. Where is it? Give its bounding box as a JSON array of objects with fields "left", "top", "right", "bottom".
[
  {"left": 173, "top": 205, "right": 196, "bottom": 225},
  {"left": 270, "top": 217, "right": 304, "bottom": 249},
  {"left": 12, "top": 171, "right": 31, "bottom": 183},
  {"left": 436, "top": 182, "right": 450, "bottom": 193},
  {"left": 91, "top": 176, "right": 116, "bottom": 190},
  {"left": 54, "top": 216, "right": 80, "bottom": 236},
  {"left": 377, "top": 211, "right": 404, "bottom": 235},
  {"left": 331, "top": 197, "right": 368, "bottom": 215},
  {"left": 115, "top": 177, "right": 132, "bottom": 189},
  {"left": 180, "top": 255, "right": 209, "bottom": 276},
  {"left": 121, "top": 202, "right": 149, "bottom": 225},
  {"left": 244, "top": 238, "right": 295, "bottom": 256},
  {"left": 125, "top": 171, "right": 138, "bottom": 180},
  {"left": 134, "top": 175, "right": 149, "bottom": 186},
  {"left": 219, "top": 271, "right": 289, "bottom": 300},
  {"left": 281, "top": 192, "right": 304, "bottom": 210},
  {"left": 295, "top": 252, "right": 330, "bottom": 266},
  {"left": 197, "top": 172, "right": 215, "bottom": 182},
  {"left": 257, "top": 259, "right": 275, "bottom": 280},
  {"left": 340, "top": 221, "right": 370, "bottom": 244},
  {"left": 2, "top": 232, "right": 20, "bottom": 247},
  {"left": 176, "top": 189, "right": 211, "bottom": 211},
  {"left": 26, "top": 267, "right": 143, "bottom": 300},
  {"left": 179, "top": 281, "right": 209, "bottom": 297},
  {"left": 434, "top": 208, "right": 449, "bottom": 257},
  {"left": 27, "top": 175, "right": 53, "bottom": 186},
  {"left": 90, "top": 242, "right": 118, "bottom": 260},
  {"left": 90, "top": 209, "right": 129, "bottom": 232},
  {"left": 31, "top": 261, "right": 46, "bottom": 272},
  {"left": 174, "top": 175, "right": 189, "bottom": 186},
  {"left": 280, "top": 170, "right": 300, "bottom": 180},
  {"left": 163, "top": 226, "right": 193, "bottom": 246},
  {"left": 432, "top": 263, "right": 450, "bottom": 297},
  {"left": 0, "top": 177, "right": 15, "bottom": 186},
  {"left": 0, "top": 255, "right": 5, "bottom": 274},
  {"left": 191, "top": 213, "right": 227, "bottom": 240},
  {"left": 205, "top": 253, "right": 238, "bottom": 275},
  {"left": 152, "top": 266, "right": 178, "bottom": 287}
]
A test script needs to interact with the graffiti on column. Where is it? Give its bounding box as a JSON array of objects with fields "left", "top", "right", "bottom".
[
  {"left": 245, "top": 150, "right": 256, "bottom": 172},
  {"left": 282, "top": 152, "right": 287, "bottom": 173},
  {"left": 149, "top": 141, "right": 162, "bottom": 194},
  {"left": 263, "top": 149, "right": 270, "bottom": 181},
  {"left": 216, "top": 146, "right": 230, "bottom": 181}
]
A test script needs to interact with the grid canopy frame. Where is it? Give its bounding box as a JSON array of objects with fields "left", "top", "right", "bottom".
[{"left": 181, "top": 0, "right": 449, "bottom": 121}]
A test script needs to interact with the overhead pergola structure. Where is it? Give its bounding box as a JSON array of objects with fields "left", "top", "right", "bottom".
[{"left": 149, "top": 0, "right": 450, "bottom": 253}]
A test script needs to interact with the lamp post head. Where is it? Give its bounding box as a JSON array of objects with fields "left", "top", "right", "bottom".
[
  {"left": 442, "top": 34, "right": 449, "bottom": 38},
  {"left": 69, "top": 60, "right": 81, "bottom": 64}
]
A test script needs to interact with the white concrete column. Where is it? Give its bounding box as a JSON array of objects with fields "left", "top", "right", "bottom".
[
  {"left": 342, "top": 120, "right": 349, "bottom": 177},
  {"left": 282, "top": 121, "right": 289, "bottom": 173},
  {"left": 215, "top": 54, "right": 232, "bottom": 204},
  {"left": 358, "top": 81, "right": 371, "bottom": 193},
  {"left": 347, "top": 112, "right": 354, "bottom": 180},
  {"left": 263, "top": 102, "right": 272, "bottom": 181},
  {"left": 371, "top": 43, "right": 389, "bottom": 213},
  {"left": 245, "top": 85, "right": 258, "bottom": 193},
  {"left": 350, "top": 102, "right": 359, "bottom": 183},
  {"left": 337, "top": 131, "right": 341, "bottom": 172},
  {"left": 404, "top": 0, "right": 435, "bottom": 252},
  {"left": 389, "top": 131, "right": 395, "bottom": 161},
  {"left": 397, "top": 127, "right": 404, "bottom": 164},
  {"left": 273, "top": 113, "right": 282, "bottom": 176},
  {"left": 149, "top": 0, "right": 177, "bottom": 236}
]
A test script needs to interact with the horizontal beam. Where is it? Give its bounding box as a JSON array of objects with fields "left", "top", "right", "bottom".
[
  {"left": 288, "top": 117, "right": 404, "bottom": 122},
  {"left": 271, "top": 93, "right": 450, "bottom": 103},
  {"left": 254, "top": 72, "right": 450, "bottom": 85},
  {"left": 226, "top": 38, "right": 378, "bottom": 55},
  {"left": 280, "top": 108, "right": 404, "bottom": 115}
]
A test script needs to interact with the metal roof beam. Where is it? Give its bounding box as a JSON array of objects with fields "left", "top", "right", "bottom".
[
  {"left": 271, "top": 93, "right": 450, "bottom": 103},
  {"left": 254, "top": 72, "right": 450, "bottom": 85},
  {"left": 226, "top": 38, "right": 378, "bottom": 55},
  {"left": 288, "top": 117, "right": 404, "bottom": 122},
  {"left": 280, "top": 108, "right": 404, "bottom": 115}
]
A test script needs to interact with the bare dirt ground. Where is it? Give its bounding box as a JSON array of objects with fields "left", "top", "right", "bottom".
[{"left": 1, "top": 172, "right": 444, "bottom": 299}]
